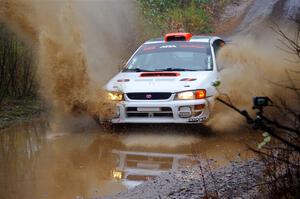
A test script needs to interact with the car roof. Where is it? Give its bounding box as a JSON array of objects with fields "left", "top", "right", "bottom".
[{"left": 144, "top": 35, "right": 221, "bottom": 45}]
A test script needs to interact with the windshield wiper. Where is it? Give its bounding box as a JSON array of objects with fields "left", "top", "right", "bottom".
[
  {"left": 123, "top": 68, "right": 154, "bottom": 72},
  {"left": 156, "top": 68, "right": 198, "bottom": 72}
]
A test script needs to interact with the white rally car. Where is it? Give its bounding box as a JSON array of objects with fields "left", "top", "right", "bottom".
[{"left": 104, "top": 33, "right": 225, "bottom": 124}]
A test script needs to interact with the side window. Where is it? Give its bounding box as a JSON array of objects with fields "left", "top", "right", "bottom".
[
  {"left": 212, "top": 39, "right": 225, "bottom": 71},
  {"left": 212, "top": 39, "right": 225, "bottom": 56}
]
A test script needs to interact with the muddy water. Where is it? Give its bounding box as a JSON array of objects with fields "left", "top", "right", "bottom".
[{"left": 0, "top": 120, "right": 255, "bottom": 199}]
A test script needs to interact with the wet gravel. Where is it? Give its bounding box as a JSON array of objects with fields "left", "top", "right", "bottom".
[{"left": 98, "top": 159, "right": 266, "bottom": 199}]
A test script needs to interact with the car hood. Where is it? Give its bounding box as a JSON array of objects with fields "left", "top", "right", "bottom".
[{"left": 105, "top": 71, "right": 217, "bottom": 93}]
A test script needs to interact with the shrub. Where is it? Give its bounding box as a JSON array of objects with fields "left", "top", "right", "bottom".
[{"left": 0, "top": 24, "right": 36, "bottom": 103}]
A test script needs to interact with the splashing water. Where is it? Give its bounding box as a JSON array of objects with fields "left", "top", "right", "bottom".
[
  {"left": 0, "top": 0, "right": 139, "bottom": 124},
  {"left": 208, "top": 26, "right": 300, "bottom": 131}
]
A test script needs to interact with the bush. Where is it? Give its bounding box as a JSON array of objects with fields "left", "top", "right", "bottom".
[{"left": 0, "top": 24, "right": 36, "bottom": 103}]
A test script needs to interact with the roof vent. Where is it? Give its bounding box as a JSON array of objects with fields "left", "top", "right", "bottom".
[{"left": 164, "top": 32, "right": 192, "bottom": 42}]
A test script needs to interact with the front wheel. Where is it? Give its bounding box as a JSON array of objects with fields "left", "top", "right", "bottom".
[
  {"left": 92, "top": 115, "right": 101, "bottom": 125},
  {"left": 92, "top": 115, "right": 125, "bottom": 131}
]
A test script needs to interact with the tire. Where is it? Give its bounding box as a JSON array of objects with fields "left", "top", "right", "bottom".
[{"left": 92, "top": 115, "right": 101, "bottom": 125}]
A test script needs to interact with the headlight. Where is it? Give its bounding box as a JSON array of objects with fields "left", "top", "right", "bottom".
[
  {"left": 176, "top": 91, "right": 194, "bottom": 100},
  {"left": 107, "top": 91, "right": 124, "bottom": 101},
  {"left": 112, "top": 170, "right": 123, "bottom": 180},
  {"left": 175, "top": 89, "right": 206, "bottom": 100}
]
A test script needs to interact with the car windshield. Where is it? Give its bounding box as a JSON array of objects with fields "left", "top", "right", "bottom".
[{"left": 123, "top": 42, "right": 213, "bottom": 72}]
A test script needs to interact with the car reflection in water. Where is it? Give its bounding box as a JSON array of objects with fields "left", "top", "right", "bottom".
[{"left": 111, "top": 150, "right": 196, "bottom": 188}]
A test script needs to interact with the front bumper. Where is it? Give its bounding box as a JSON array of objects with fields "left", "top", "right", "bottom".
[{"left": 109, "top": 97, "right": 214, "bottom": 124}]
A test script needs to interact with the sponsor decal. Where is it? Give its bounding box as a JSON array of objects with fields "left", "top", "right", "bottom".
[
  {"left": 160, "top": 45, "right": 177, "bottom": 49},
  {"left": 188, "top": 118, "right": 200, "bottom": 122},
  {"left": 117, "top": 79, "right": 130, "bottom": 82},
  {"left": 180, "top": 44, "right": 204, "bottom": 49},
  {"left": 180, "top": 78, "right": 197, "bottom": 81},
  {"left": 207, "top": 55, "right": 212, "bottom": 69},
  {"left": 143, "top": 46, "right": 156, "bottom": 51},
  {"left": 188, "top": 116, "right": 207, "bottom": 122}
]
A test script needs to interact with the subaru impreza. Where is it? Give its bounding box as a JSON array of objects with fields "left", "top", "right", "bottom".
[{"left": 103, "top": 33, "right": 225, "bottom": 124}]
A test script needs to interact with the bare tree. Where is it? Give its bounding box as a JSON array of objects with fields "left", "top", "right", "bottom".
[{"left": 216, "top": 19, "right": 300, "bottom": 198}]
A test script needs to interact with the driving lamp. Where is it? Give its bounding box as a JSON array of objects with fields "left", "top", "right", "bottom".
[
  {"left": 108, "top": 92, "right": 123, "bottom": 101},
  {"left": 112, "top": 170, "right": 122, "bottom": 180},
  {"left": 175, "top": 89, "right": 206, "bottom": 100}
]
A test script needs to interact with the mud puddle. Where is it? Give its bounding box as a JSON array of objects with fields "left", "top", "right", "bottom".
[{"left": 0, "top": 120, "right": 256, "bottom": 199}]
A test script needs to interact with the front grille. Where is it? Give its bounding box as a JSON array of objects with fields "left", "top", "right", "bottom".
[
  {"left": 126, "top": 107, "right": 173, "bottom": 118},
  {"left": 126, "top": 92, "right": 172, "bottom": 100}
]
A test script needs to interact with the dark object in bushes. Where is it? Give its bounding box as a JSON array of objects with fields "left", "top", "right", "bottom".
[{"left": 253, "top": 96, "right": 272, "bottom": 108}]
